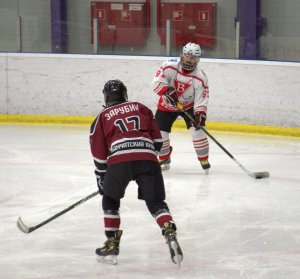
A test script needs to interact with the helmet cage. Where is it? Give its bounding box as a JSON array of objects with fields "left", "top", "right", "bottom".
[
  {"left": 180, "top": 54, "right": 200, "bottom": 71},
  {"left": 180, "top": 42, "right": 201, "bottom": 71}
]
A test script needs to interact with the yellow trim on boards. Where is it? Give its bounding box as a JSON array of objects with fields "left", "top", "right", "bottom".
[
  {"left": 0, "top": 114, "right": 299, "bottom": 138},
  {"left": 174, "top": 120, "right": 300, "bottom": 138},
  {"left": 0, "top": 114, "right": 95, "bottom": 125}
]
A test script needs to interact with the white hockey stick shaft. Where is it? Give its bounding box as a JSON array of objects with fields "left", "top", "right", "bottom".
[{"left": 177, "top": 103, "right": 270, "bottom": 179}]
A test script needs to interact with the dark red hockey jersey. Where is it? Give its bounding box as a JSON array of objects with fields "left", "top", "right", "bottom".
[{"left": 90, "top": 101, "right": 163, "bottom": 166}]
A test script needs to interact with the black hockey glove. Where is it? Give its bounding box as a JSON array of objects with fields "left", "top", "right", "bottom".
[
  {"left": 154, "top": 142, "right": 163, "bottom": 152},
  {"left": 95, "top": 169, "right": 105, "bottom": 195},
  {"left": 192, "top": 111, "right": 207, "bottom": 130},
  {"left": 163, "top": 87, "right": 178, "bottom": 107}
]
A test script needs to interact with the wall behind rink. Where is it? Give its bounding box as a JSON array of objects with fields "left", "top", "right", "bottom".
[{"left": 0, "top": 53, "right": 299, "bottom": 128}]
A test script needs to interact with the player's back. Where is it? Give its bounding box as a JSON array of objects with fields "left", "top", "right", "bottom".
[{"left": 99, "top": 101, "right": 161, "bottom": 165}]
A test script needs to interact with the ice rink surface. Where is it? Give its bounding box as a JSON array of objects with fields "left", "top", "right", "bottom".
[{"left": 0, "top": 124, "right": 299, "bottom": 279}]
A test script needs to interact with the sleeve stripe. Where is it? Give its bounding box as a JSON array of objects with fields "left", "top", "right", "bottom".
[
  {"left": 154, "top": 83, "right": 168, "bottom": 95},
  {"left": 153, "top": 138, "right": 164, "bottom": 143},
  {"left": 93, "top": 157, "right": 107, "bottom": 163}
]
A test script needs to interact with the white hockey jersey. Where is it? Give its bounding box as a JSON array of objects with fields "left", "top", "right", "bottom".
[{"left": 152, "top": 58, "right": 209, "bottom": 113}]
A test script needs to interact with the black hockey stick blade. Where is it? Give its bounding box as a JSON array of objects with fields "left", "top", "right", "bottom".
[
  {"left": 251, "top": 171, "right": 270, "bottom": 179},
  {"left": 232, "top": 157, "right": 270, "bottom": 179},
  {"left": 17, "top": 217, "right": 33, "bottom": 234}
]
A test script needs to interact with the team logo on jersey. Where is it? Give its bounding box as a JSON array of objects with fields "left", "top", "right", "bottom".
[{"left": 174, "top": 80, "right": 191, "bottom": 96}]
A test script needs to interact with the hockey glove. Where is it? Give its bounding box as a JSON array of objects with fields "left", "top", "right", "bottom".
[
  {"left": 154, "top": 142, "right": 163, "bottom": 153},
  {"left": 192, "top": 112, "right": 207, "bottom": 130},
  {"left": 163, "top": 87, "right": 178, "bottom": 107},
  {"left": 95, "top": 169, "right": 105, "bottom": 195}
]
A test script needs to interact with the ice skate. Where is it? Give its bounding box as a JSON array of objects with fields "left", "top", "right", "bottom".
[
  {"left": 200, "top": 159, "right": 211, "bottom": 174},
  {"left": 159, "top": 157, "right": 171, "bottom": 170},
  {"left": 163, "top": 222, "right": 183, "bottom": 267},
  {"left": 95, "top": 230, "right": 122, "bottom": 265}
]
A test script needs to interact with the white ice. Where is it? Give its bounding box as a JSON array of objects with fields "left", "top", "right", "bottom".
[{"left": 0, "top": 124, "right": 299, "bottom": 279}]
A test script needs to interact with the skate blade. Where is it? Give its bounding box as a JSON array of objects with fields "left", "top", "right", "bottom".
[
  {"left": 204, "top": 169, "right": 209, "bottom": 175},
  {"left": 170, "top": 241, "right": 183, "bottom": 268},
  {"left": 97, "top": 255, "right": 118, "bottom": 265},
  {"left": 161, "top": 164, "right": 170, "bottom": 171}
]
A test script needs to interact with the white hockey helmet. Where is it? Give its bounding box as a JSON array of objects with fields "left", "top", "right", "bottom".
[{"left": 180, "top": 42, "right": 202, "bottom": 70}]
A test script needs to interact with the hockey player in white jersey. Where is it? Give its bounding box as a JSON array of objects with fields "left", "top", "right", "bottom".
[{"left": 152, "top": 42, "right": 210, "bottom": 172}]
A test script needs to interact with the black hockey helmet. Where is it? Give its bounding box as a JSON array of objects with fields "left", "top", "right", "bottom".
[{"left": 103, "top": 79, "right": 128, "bottom": 105}]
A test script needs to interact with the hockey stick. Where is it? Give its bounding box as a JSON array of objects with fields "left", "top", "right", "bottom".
[
  {"left": 177, "top": 103, "right": 270, "bottom": 179},
  {"left": 18, "top": 158, "right": 166, "bottom": 233},
  {"left": 17, "top": 190, "right": 99, "bottom": 234}
]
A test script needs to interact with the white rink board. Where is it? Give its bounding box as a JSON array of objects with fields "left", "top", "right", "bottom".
[
  {"left": 0, "top": 53, "right": 300, "bottom": 127},
  {"left": 0, "top": 56, "right": 7, "bottom": 113}
]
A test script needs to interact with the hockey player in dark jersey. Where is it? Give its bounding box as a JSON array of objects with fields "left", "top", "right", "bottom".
[{"left": 89, "top": 79, "right": 183, "bottom": 266}]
